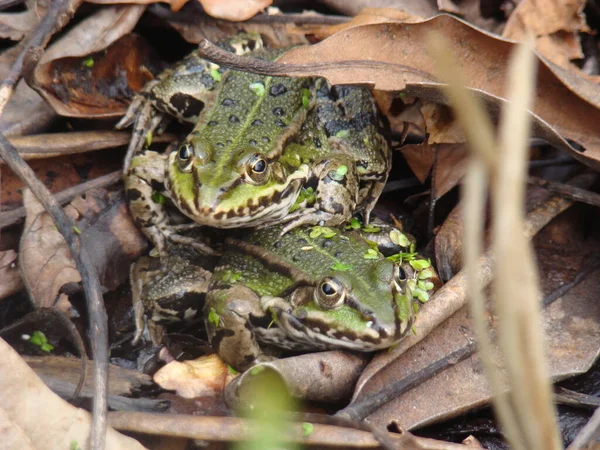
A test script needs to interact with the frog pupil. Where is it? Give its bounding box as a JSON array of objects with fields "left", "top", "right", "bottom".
[
  {"left": 179, "top": 144, "right": 192, "bottom": 161},
  {"left": 398, "top": 267, "right": 406, "bottom": 281},
  {"left": 253, "top": 159, "right": 266, "bottom": 173},
  {"left": 321, "top": 282, "right": 336, "bottom": 296}
]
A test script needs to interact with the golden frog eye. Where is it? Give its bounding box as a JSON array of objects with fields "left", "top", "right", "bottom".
[
  {"left": 177, "top": 142, "right": 194, "bottom": 172},
  {"left": 246, "top": 153, "right": 269, "bottom": 184},
  {"left": 315, "top": 277, "right": 345, "bottom": 309}
]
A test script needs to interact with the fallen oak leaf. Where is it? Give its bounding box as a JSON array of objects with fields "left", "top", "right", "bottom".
[
  {"left": 194, "top": 15, "right": 600, "bottom": 171},
  {"left": 19, "top": 188, "right": 146, "bottom": 312}
]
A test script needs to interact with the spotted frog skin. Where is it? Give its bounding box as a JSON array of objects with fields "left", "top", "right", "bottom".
[
  {"left": 130, "top": 243, "right": 217, "bottom": 344},
  {"left": 120, "top": 34, "right": 390, "bottom": 256}
]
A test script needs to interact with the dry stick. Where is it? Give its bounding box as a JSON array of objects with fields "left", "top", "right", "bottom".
[
  {"left": 107, "top": 412, "right": 469, "bottom": 449},
  {"left": 0, "top": 170, "right": 121, "bottom": 229},
  {"left": 0, "top": 134, "right": 108, "bottom": 450},
  {"left": 0, "top": 0, "right": 82, "bottom": 115},
  {"left": 528, "top": 175, "right": 600, "bottom": 208},
  {"left": 567, "top": 406, "right": 600, "bottom": 450}
]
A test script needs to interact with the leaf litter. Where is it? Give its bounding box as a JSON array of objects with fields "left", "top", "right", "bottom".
[{"left": 0, "top": 1, "right": 599, "bottom": 448}]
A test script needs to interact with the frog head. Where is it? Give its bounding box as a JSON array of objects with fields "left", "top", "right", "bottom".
[
  {"left": 267, "top": 259, "right": 415, "bottom": 351},
  {"left": 165, "top": 71, "right": 314, "bottom": 228}
]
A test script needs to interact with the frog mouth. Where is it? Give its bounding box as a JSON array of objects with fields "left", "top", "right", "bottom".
[{"left": 276, "top": 310, "right": 401, "bottom": 351}]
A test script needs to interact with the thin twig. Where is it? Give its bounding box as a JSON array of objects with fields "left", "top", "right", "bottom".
[
  {"left": 528, "top": 175, "right": 600, "bottom": 208},
  {"left": 0, "top": 170, "right": 121, "bottom": 229},
  {"left": 0, "top": 134, "right": 108, "bottom": 450},
  {"left": 336, "top": 342, "right": 477, "bottom": 421},
  {"left": 567, "top": 406, "right": 600, "bottom": 450}
]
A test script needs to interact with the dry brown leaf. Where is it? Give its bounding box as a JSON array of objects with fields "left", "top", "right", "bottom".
[
  {"left": 352, "top": 228, "right": 600, "bottom": 429},
  {"left": 30, "top": 5, "right": 154, "bottom": 118},
  {"left": 318, "top": 0, "right": 438, "bottom": 19},
  {"left": 198, "top": 0, "right": 272, "bottom": 21},
  {"left": 1, "top": 151, "right": 122, "bottom": 209},
  {"left": 0, "top": 43, "right": 54, "bottom": 136},
  {"left": 0, "top": 10, "right": 42, "bottom": 41},
  {"left": 503, "top": 0, "right": 589, "bottom": 75},
  {"left": 20, "top": 189, "right": 82, "bottom": 311},
  {"left": 297, "top": 7, "right": 425, "bottom": 40},
  {"left": 154, "top": 354, "right": 234, "bottom": 399},
  {"left": 0, "top": 338, "right": 147, "bottom": 449},
  {"left": 262, "top": 17, "right": 600, "bottom": 170},
  {"left": 19, "top": 188, "right": 146, "bottom": 311},
  {"left": 0, "top": 250, "right": 23, "bottom": 300},
  {"left": 165, "top": 10, "right": 308, "bottom": 47},
  {"left": 503, "top": 0, "right": 587, "bottom": 38},
  {"left": 420, "top": 102, "right": 465, "bottom": 144},
  {"left": 400, "top": 143, "right": 468, "bottom": 198}
]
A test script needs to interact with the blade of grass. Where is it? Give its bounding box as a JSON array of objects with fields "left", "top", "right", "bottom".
[{"left": 493, "top": 38, "right": 561, "bottom": 450}]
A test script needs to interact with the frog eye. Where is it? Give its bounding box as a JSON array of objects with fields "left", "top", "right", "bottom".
[
  {"left": 397, "top": 266, "right": 407, "bottom": 282},
  {"left": 177, "top": 143, "right": 194, "bottom": 173},
  {"left": 245, "top": 153, "right": 269, "bottom": 184},
  {"left": 315, "top": 277, "right": 345, "bottom": 309}
]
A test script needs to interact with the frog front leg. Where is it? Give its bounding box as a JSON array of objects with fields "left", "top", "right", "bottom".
[
  {"left": 205, "top": 285, "right": 273, "bottom": 371},
  {"left": 125, "top": 150, "right": 214, "bottom": 256},
  {"left": 282, "top": 156, "right": 359, "bottom": 232}
]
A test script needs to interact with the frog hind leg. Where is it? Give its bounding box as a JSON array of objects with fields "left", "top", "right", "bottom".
[{"left": 205, "top": 285, "right": 268, "bottom": 371}]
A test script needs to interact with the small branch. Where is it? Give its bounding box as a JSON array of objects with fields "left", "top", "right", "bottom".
[
  {"left": 528, "top": 175, "right": 600, "bottom": 208},
  {"left": 336, "top": 342, "right": 477, "bottom": 421},
  {"left": 0, "top": 133, "right": 108, "bottom": 450}
]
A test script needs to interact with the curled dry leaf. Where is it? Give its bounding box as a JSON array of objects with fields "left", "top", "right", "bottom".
[
  {"left": 0, "top": 250, "right": 23, "bottom": 300},
  {"left": 199, "top": 0, "right": 272, "bottom": 21},
  {"left": 163, "top": 9, "right": 309, "bottom": 47},
  {"left": 503, "top": 0, "right": 590, "bottom": 76},
  {"left": 0, "top": 338, "right": 146, "bottom": 450},
  {"left": 29, "top": 5, "right": 156, "bottom": 118},
  {"left": 20, "top": 188, "right": 146, "bottom": 311},
  {"left": 153, "top": 354, "right": 234, "bottom": 399},
  {"left": 215, "top": 16, "right": 600, "bottom": 170},
  {"left": 400, "top": 143, "right": 468, "bottom": 199}
]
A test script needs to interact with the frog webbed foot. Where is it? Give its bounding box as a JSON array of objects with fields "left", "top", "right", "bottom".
[{"left": 118, "top": 98, "right": 169, "bottom": 174}]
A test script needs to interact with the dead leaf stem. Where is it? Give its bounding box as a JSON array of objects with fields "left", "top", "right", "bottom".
[{"left": 0, "top": 133, "right": 108, "bottom": 450}]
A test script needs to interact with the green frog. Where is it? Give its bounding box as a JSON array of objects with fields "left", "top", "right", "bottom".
[
  {"left": 120, "top": 34, "right": 391, "bottom": 256},
  {"left": 131, "top": 222, "right": 436, "bottom": 371}
]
